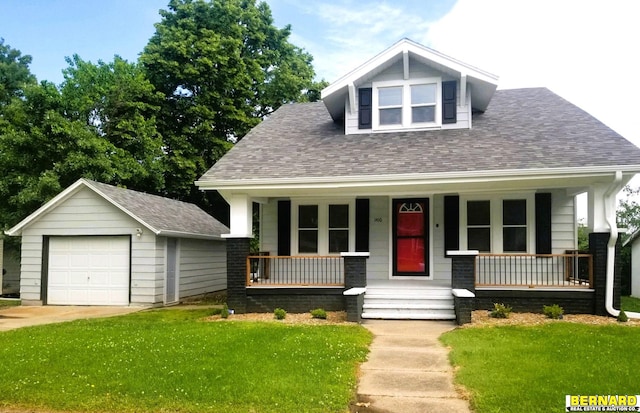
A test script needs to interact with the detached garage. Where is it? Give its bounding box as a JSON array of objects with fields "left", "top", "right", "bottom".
[{"left": 6, "top": 179, "right": 229, "bottom": 306}]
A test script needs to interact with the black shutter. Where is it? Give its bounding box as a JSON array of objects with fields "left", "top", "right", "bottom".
[
  {"left": 444, "top": 195, "right": 460, "bottom": 256},
  {"left": 358, "top": 88, "right": 372, "bottom": 129},
  {"left": 277, "top": 200, "right": 291, "bottom": 256},
  {"left": 355, "top": 198, "right": 370, "bottom": 252},
  {"left": 442, "top": 81, "right": 457, "bottom": 124},
  {"left": 535, "top": 193, "right": 552, "bottom": 254}
]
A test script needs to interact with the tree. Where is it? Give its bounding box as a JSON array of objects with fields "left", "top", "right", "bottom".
[
  {"left": 139, "top": 0, "right": 318, "bottom": 207},
  {"left": 60, "top": 55, "right": 165, "bottom": 192},
  {"left": 617, "top": 185, "right": 640, "bottom": 237},
  {"left": 0, "top": 38, "right": 36, "bottom": 105}
]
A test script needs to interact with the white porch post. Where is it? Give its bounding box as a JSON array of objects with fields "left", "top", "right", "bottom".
[
  {"left": 588, "top": 183, "right": 610, "bottom": 232},
  {"left": 225, "top": 193, "right": 253, "bottom": 238}
]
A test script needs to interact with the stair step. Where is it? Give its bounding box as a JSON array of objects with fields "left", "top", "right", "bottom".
[
  {"left": 362, "top": 302, "right": 455, "bottom": 310},
  {"left": 361, "top": 311, "right": 456, "bottom": 320}
]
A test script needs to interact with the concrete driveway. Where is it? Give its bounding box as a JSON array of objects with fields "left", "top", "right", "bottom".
[{"left": 0, "top": 305, "right": 146, "bottom": 331}]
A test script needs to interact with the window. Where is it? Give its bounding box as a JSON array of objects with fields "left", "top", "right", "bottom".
[
  {"left": 294, "top": 201, "right": 353, "bottom": 254},
  {"left": 503, "top": 200, "right": 527, "bottom": 252},
  {"left": 372, "top": 78, "right": 441, "bottom": 130},
  {"left": 298, "top": 205, "right": 318, "bottom": 253},
  {"left": 461, "top": 195, "right": 533, "bottom": 253},
  {"left": 467, "top": 200, "right": 491, "bottom": 252}
]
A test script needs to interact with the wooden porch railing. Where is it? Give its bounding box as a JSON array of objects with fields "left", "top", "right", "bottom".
[
  {"left": 246, "top": 255, "right": 344, "bottom": 286},
  {"left": 476, "top": 252, "right": 593, "bottom": 288}
]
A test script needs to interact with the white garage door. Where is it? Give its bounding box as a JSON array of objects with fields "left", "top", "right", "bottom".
[{"left": 48, "top": 236, "right": 130, "bottom": 305}]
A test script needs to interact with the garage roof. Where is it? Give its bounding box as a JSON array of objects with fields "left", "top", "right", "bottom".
[{"left": 6, "top": 179, "right": 229, "bottom": 240}]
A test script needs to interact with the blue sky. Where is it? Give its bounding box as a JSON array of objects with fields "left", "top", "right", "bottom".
[{"left": 1, "top": 0, "right": 639, "bottom": 150}]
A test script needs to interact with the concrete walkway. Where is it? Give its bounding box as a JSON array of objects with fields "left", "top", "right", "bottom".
[
  {"left": 353, "top": 320, "right": 472, "bottom": 413},
  {"left": 0, "top": 305, "right": 145, "bottom": 331}
]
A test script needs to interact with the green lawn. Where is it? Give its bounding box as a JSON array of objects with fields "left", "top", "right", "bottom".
[
  {"left": 0, "top": 309, "right": 371, "bottom": 413},
  {"left": 0, "top": 299, "right": 20, "bottom": 308},
  {"left": 622, "top": 295, "right": 640, "bottom": 312},
  {"left": 440, "top": 323, "right": 640, "bottom": 413}
]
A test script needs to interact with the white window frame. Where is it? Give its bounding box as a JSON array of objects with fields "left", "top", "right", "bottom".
[
  {"left": 291, "top": 199, "right": 355, "bottom": 255},
  {"left": 372, "top": 77, "right": 441, "bottom": 131},
  {"left": 460, "top": 193, "right": 536, "bottom": 253}
]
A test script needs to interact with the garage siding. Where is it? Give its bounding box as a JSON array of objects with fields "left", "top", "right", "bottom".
[
  {"left": 178, "top": 238, "right": 227, "bottom": 298},
  {"left": 19, "top": 187, "right": 156, "bottom": 304}
]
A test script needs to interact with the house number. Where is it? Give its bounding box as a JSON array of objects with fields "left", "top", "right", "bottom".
[{"left": 374, "top": 218, "right": 383, "bottom": 223}]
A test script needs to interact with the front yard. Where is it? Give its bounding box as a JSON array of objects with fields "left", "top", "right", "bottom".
[
  {"left": 0, "top": 308, "right": 371, "bottom": 413},
  {"left": 441, "top": 309, "right": 640, "bottom": 413}
]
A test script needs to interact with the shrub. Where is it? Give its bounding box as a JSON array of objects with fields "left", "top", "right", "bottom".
[
  {"left": 220, "top": 304, "right": 230, "bottom": 319},
  {"left": 543, "top": 304, "right": 564, "bottom": 319},
  {"left": 489, "top": 303, "right": 512, "bottom": 319},
  {"left": 618, "top": 309, "right": 629, "bottom": 322},
  {"left": 274, "top": 308, "right": 286, "bottom": 320},
  {"left": 310, "top": 308, "right": 327, "bottom": 319}
]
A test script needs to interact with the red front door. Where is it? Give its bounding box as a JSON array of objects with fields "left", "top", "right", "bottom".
[{"left": 393, "top": 199, "right": 429, "bottom": 276}]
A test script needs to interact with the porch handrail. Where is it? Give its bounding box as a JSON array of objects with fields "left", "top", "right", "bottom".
[
  {"left": 246, "top": 255, "right": 344, "bottom": 286},
  {"left": 476, "top": 252, "right": 593, "bottom": 288}
]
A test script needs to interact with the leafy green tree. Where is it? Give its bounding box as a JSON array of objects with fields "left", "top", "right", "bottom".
[
  {"left": 139, "top": 0, "right": 318, "bottom": 207},
  {"left": 60, "top": 55, "right": 165, "bottom": 192},
  {"left": 617, "top": 185, "right": 640, "bottom": 237},
  {"left": 0, "top": 38, "right": 36, "bottom": 105}
]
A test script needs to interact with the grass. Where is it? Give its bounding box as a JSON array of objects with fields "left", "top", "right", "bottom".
[
  {"left": 622, "top": 295, "right": 640, "bottom": 312},
  {"left": 0, "top": 308, "right": 371, "bottom": 413},
  {"left": 0, "top": 299, "right": 20, "bottom": 308},
  {"left": 440, "top": 323, "right": 640, "bottom": 413}
]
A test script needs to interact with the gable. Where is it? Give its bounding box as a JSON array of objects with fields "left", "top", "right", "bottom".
[{"left": 321, "top": 39, "right": 498, "bottom": 128}]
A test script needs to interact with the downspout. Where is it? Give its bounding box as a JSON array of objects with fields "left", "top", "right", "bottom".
[{"left": 604, "top": 171, "right": 640, "bottom": 318}]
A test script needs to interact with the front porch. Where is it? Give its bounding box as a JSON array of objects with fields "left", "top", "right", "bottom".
[{"left": 225, "top": 235, "right": 619, "bottom": 323}]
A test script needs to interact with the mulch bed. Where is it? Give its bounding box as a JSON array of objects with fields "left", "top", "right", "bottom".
[{"left": 467, "top": 310, "right": 640, "bottom": 327}]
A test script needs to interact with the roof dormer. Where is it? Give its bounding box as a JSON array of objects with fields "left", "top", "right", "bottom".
[{"left": 321, "top": 38, "right": 499, "bottom": 134}]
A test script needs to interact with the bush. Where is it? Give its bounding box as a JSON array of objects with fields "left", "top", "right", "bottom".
[
  {"left": 543, "top": 304, "right": 564, "bottom": 319},
  {"left": 274, "top": 308, "right": 286, "bottom": 320},
  {"left": 220, "top": 304, "right": 230, "bottom": 319},
  {"left": 489, "top": 303, "right": 512, "bottom": 319},
  {"left": 310, "top": 308, "right": 327, "bottom": 319},
  {"left": 618, "top": 309, "right": 629, "bottom": 322}
]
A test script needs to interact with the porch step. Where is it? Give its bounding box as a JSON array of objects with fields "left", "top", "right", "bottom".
[{"left": 361, "top": 284, "right": 456, "bottom": 321}]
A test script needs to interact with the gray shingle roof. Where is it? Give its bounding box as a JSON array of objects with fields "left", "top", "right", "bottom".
[
  {"left": 199, "top": 88, "right": 640, "bottom": 182},
  {"left": 87, "top": 180, "right": 228, "bottom": 238}
]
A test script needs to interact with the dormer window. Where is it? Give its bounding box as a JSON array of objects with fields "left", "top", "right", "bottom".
[{"left": 372, "top": 78, "right": 441, "bottom": 131}]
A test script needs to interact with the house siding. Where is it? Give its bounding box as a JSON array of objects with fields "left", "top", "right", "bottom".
[
  {"left": 432, "top": 194, "right": 451, "bottom": 280},
  {"left": 178, "top": 237, "right": 226, "bottom": 298},
  {"left": 368, "top": 196, "right": 390, "bottom": 280},
  {"left": 260, "top": 200, "right": 279, "bottom": 254},
  {"left": 345, "top": 57, "right": 470, "bottom": 135},
  {"left": 549, "top": 189, "right": 577, "bottom": 253}
]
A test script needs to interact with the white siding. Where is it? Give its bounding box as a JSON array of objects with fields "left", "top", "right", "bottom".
[
  {"left": 550, "top": 189, "right": 577, "bottom": 253},
  {"left": 368, "top": 197, "right": 390, "bottom": 280},
  {"left": 345, "top": 57, "right": 470, "bottom": 135},
  {"left": 178, "top": 238, "right": 226, "bottom": 298},
  {"left": 432, "top": 194, "right": 451, "bottom": 280}
]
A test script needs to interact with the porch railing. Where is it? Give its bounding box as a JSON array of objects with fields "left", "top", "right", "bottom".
[
  {"left": 246, "top": 255, "right": 344, "bottom": 286},
  {"left": 476, "top": 252, "right": 593, "bottom": 288}
]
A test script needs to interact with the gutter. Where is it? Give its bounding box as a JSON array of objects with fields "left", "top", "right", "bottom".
[{"left": 604, "top": 171, "right": 640, "bottom": 319}]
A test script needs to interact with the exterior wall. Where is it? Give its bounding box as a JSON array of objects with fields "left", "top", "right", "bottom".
[
  {"left": 632, "top": 240, "right": 640, "bottom": 298},
  {"left": 475, "top": 289, "right": 595, "bottom": 314},
  {"left": 178, "top": 238, "right": 226, "bottom": 298},
  {"left": 345, "top": 57, "right": 470, "bottom": 135},
  {"left": 368, "top": 196, "right": 389, "bottom": 280},
  {"left": 550, "top": 189, "right": 577, "bottom": 253},
  {"left": 246, "top": 288, "right": 345, "bottom": 313},
  {"left": 432, "top": 194, "right": 451, "bottom": 280}
]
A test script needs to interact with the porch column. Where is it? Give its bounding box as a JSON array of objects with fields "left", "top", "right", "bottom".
[
  {"left": 449, "top": 250, "right": 478, "bottom": 325},
  {"left": 224, "top": 236, "right": 250, "bottom": 314},
  {"left": 589, "top": 232, "right": 622, "bottom": 316},
  {"left": 342, "top": 252, "right": 369, "bottom": 322},
  {"left": 228, "top": 193, "right": 253, "bottom": 238}
]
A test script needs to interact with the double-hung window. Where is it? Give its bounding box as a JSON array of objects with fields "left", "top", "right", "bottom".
[
  {"left": 293, "top": 201, "right": 354, "bottom": 254},
  {"left": 461, "top": 195, "right": 533, "bottom": 253},
  {"left": 372, "top": 78, "right": 441, "bottom": 130}
]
